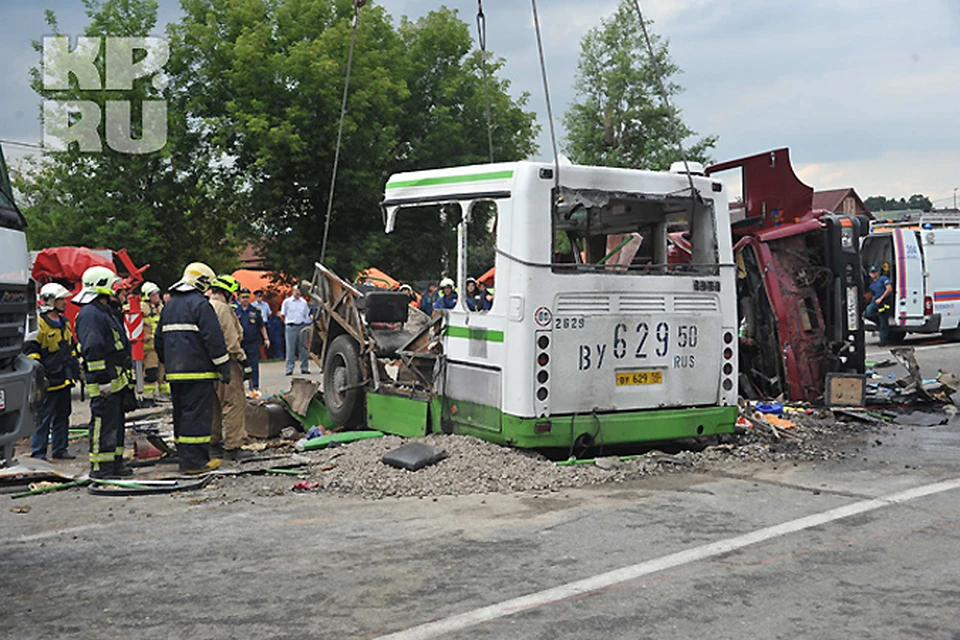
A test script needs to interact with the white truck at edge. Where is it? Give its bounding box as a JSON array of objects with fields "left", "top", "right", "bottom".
[
  {"left": 0, "top": 145, "right": 44, "bottom": 465},
  {"left": 862, "top": 219, "right": 960, "bottom": 339}
]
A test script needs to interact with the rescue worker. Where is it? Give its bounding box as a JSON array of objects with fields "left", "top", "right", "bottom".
[
  {"left": 433, "top": 277, "right": 458, "bottom": 310},
  {"left": 25, "top": 283, "right": 80, "bottom": 460},
  {"left": 73, "top": 267, "right": 133, "bottom": 479},
  {"left": 418, "top": 283, "right": 439, "bottom": 314},
  {"left": 236, "top": 287, "right": 269, "bottom": 398},
  {"left": 155, "top": 262, "right": 229, "bottom": 474},
  {"left": 140, "top": 281, "right": 168, "bottom": 397},
  {"left": 865, "top": 265, "right": 894, "bottom": 346},
  {"left": 207, "top": 274, "right": 252, "bottom": 460}
]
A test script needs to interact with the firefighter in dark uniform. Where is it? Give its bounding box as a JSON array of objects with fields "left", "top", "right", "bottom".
[
  {"left": 26, "top": 283, "right": 80, "bottom": 460},
  {"left": 155, "top": 262, "right": 230, "bottom": 474},
  {"left": 73, "top": 266, "right": 133, "bottom": 479}
]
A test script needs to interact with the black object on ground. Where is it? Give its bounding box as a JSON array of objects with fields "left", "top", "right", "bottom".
[
  {"left": 87, "top": 476, "right": 212, "bottom": 496},
  {"left": 892, "top": 411, "right": 950, "bottom": 427},
  {"left": 382, "top": 443, "right": 447, "bottom": 471}
]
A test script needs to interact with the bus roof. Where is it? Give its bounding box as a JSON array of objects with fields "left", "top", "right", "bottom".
[
  {"left": 383, "top": 162, "right": 520, "bottom": 207},
  {"left": 383, "top": 161, "right": 721, "bottom": 208}
]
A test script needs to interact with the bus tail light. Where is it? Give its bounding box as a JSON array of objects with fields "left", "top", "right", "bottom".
[
  {"left": 721, "top": 328, "right": 737, "bottom": 402},
  {"left": 535, "top": 330, "right": 551, "bottom": 417},
  {"left": 924, "top": 296, "right": 933, "bottom": 315}
]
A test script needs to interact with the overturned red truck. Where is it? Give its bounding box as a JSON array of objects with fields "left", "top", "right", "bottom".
[{"left": 700, "top": 149, "right": 868, "bottom": 403}]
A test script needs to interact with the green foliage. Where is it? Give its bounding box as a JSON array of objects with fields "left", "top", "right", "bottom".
[
  {"left": 16, "top": 0, "right": 537, "bottom": 288},
  {"left": 167, "top": 1, "right": 538, "bottom": 283},
  {"left": 864, "top": 194, "right": 933, "bottom": 213},
  {"left": 562, "top": 0, "right": 716, "bottom": 170},
  {"left": 14, "top": 0, "right": 241, "bottom": 287}
]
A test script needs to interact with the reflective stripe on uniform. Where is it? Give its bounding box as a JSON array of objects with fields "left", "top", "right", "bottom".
[
  {"left": 176, "top": 435, "right": 211, "bottom": 444},
  {"left": 86, "top": 375, "right": 128, "bottom": 397},
  {"left": 211, "top": 354, "right": 230, "bottom": 366},
  {"left": 165, "top": 372, "right": 220, "bottom": 381},
  {"left": 27, "top": 352, "right": 40, "bottom": 360},
  {"left": 47, "top": 380, "right": 72, "bottom": 392},
  {"left": 162, "top": 323, "right": 200, "bottom": 332},
  {"left": 90, "top": 417, "right": 103, "bottom": 469},
  {"left": 87, "top": 359, "right": 106, "bottom": 371}
]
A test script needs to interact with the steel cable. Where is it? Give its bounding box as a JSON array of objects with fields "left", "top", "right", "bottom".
[{"left": 320, "top": 1, "right": 362, "bottom": 265}]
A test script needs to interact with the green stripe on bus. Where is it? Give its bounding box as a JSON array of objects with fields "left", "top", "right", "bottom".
[
  {"left": 386, "top": 170, "right": 514, "bottom": 189},
  {"left": 445, "top": 326, "right": 504, "bottom": 342}
]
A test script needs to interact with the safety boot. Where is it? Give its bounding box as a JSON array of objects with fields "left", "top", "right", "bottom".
[
  {"left": 223, "top": 448, "right": 254, "bottom": 461},
  {"left": 112, "top": 460, "right": 134, "bottom": 477},
  {"left": 182, "top": 459, "right": 221, "bottom": 475}
]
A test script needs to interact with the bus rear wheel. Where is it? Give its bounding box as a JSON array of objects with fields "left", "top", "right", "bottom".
[{"left": 323, "top": 335, "right": 365, "bottom": 427}]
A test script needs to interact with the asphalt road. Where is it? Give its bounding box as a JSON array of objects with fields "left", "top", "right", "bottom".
[{"left": 3, "top": 343, "right": 960, "bottom": 639}]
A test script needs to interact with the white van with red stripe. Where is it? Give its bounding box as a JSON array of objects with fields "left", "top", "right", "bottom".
[{"left": 862, "top": 215, "right": 960, "bottom": 339}]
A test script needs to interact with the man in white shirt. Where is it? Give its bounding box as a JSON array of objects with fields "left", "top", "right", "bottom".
[{"left": 279, "top": 285, "right": 312, "bottom": 375}]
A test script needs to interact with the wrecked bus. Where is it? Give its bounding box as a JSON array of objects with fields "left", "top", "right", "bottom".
[
  {"left": 705, "top": 149, "right": 868, "bottom": 403},
  {"left": 310, "top": 161, "right": 739, "bottom": 449}
]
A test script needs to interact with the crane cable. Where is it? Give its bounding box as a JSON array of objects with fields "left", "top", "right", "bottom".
[
  {"left": 530, "top": 0, "right": 560, "bottom": 193},
  {"left": 477, "top": 1, "right": 495, "bottom": 164},
  {"left": 630, "top": 0, "right": 698, "bottom": 202},
  {"left": 320, "top": 0, "right": 364, "bottom": 265}
]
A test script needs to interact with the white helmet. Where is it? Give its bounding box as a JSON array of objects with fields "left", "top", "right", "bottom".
[
  {"left": 141, "top": 281, "right": 161, "bottom": 297},
  {"left": 73, "top": 266, "right": 120, "bottom": 304},
  {"left": 171, "top": 262, "right": 216, "bottom": 293},
  {"left": 38, "top": 282, "right": 70, "bottom": 312},
  {"left": 439, "top": 277, "right": 455, "bottom": 289}
]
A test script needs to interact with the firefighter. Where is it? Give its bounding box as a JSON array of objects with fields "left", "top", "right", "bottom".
[
  {"left": 140, "top": 281, "right": 168, "bottom": 397},
  {"left": 25, "top": 283, "right": 80, "bottom": 460},
  {"left": 73, "top": 267, "right": 133, "bottom": 479},
  {"left": 207, "top": 274, "right": 252, "bottom": 461},
  {"left": 155, "top": 262, "right": 230, "bottom": 474}
]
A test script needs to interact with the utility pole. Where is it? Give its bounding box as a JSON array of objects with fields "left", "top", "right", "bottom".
[{"left": 954, "top": 186, "right": 957, "bottom": 211}]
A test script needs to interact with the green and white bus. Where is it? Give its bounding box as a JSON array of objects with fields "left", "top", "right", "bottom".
[{"left": 313, "top": 160, "right": 739, "bottom": 449}]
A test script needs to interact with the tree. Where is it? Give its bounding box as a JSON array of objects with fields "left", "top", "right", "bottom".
[
  {"left": 13, "top": 0, "right": 242, "bottom": 288},
  {"left": 562, "top": 0, "right": 716, "bottom": 170},
  {"left": 167, "top": 1, "right": 538, "bottom": 283},
  {"left": 863, "top": 194, "right": 933, "bottom": 213}
]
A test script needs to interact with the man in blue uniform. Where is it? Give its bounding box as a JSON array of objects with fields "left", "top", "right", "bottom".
[
  {"left": 73, "top": 267, "right": 133, "bottom": 479},
  {"left": 865, "top": 265, "right": 893, "bottom": 346},
  {"left": 235, "top": 288, "right": 269, "bottom": 398},
  {"left": 26, "top": 283, "right": 80, "bottom": 460},
  {"left": 155, "top": 262, "right": 230, "bottom": 474}
]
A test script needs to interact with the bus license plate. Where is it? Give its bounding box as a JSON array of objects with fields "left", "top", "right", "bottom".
[{"left": 616, "top": 370, "right": 663, "bottom": 386}]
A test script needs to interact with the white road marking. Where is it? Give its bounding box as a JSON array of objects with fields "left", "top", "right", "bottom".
[{"left": 375, "top": 477, "right": 960, "bottom": 640}]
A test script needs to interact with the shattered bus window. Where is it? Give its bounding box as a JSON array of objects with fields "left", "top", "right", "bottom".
[{"left": 551, "top": 187, "right": 719, "bottom": 276}]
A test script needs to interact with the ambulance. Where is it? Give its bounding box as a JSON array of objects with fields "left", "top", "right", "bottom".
[{"left": 862, "top": 212, "right": 960, "bottom": 340}]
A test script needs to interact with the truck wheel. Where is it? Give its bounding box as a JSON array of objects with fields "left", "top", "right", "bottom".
[{"left": 323, "top": 335, "right": 365, "bottom": 427}]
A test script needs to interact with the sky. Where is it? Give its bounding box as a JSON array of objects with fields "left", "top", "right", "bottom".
[{"left": 2, "top": 0, "right": 959, "bottom": 206}]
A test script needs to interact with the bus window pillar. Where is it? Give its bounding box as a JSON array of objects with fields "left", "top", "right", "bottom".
[
  {"left": 457, "top": 200, "right": 471, "bottom": 304},
  {"left": 653, "top": 221, "right": 669, "bottom": 266}
]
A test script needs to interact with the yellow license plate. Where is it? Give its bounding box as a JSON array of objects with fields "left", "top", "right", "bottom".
[{"left": 615, "top": 370, "right": 663, "bottom": 386}]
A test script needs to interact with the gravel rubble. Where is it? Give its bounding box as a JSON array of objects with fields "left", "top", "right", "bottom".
[{"left": 264, "top": 412, "right": 883, "bottom": 499}]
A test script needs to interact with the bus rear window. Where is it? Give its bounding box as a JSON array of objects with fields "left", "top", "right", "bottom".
[{"left": 551, "top": 188, "right": 718, "bottom": 276}]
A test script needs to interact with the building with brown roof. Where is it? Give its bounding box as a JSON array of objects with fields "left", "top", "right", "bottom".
[{"left": 812, "top": 188, "right": 871, "bottom": 218}]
